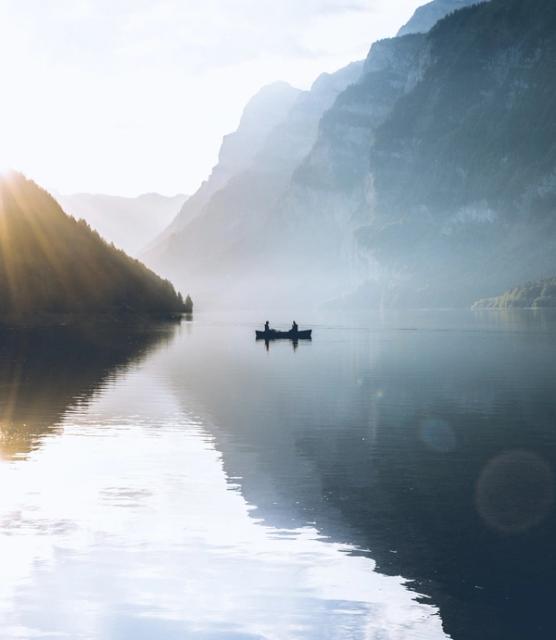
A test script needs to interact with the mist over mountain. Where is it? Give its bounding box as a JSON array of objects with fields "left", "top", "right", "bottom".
[
  {"left": 0, "top": 173, "right": 186, "bottom": 318},
  {"left": 142, "top": 64, "right": 363, "bottom": 304},
  {"left": 58, "top": 192, "right": 187, "bottom": 256},
  {"left": 351, "top": 0, "right": 556, "bottom": 307},
  {"left": 145, "top": 82, "right": 302, "bottom": 254},
  {"left": 146, "top": 0, "right": 556, "bottom": 310}
]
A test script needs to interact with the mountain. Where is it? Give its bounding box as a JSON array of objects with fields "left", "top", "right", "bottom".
[
  {"left": 350, "top": 0, "right": 556, "bottom": 307},
  {"left": 397, "top": 0, "right": 488, "bottom": 36},
  {"left": 147, "top": 0, "right": 556, "bottom": 310},
  {"left": 247, "top": 0, "right": 556, "bottom": 308},
  {"left": 271, "top": 33, "right": 429, "bottom": 305},
  {"left": 142, "top": 64, "right": 363, "bottom": 305},
  {"left": 58, "top": 192, "right": 187, "bottom": 256},
  {"left": 145, "top": 82, "right": 302, "bottom": 253},
  {"left": 473, "top": 278, "right": 556, "bottom": 309},
  {"left": 0, "top": 172, "right": 186, "bottom": 318}
]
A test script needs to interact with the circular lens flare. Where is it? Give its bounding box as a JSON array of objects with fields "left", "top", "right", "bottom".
[{"left": 476, "top": 450, "right": 554, "bottom": 534}]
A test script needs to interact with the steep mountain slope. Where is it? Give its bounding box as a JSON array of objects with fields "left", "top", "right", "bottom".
[
  {"left": 272, "top": 0, "right": 556, "bottom": 308},
  {"left": 0, "top": 172, "right": 186, "bottom": 317},
  {"left": 145, "top": 0, "right": 512, "bottom": 309},
  {"left": 270, "top": 33, "right": 428, "bottom": 302},
  {"left": 397, "top": 0, "right": 488, "bottom": 36},
  {"left": 146, "top": 82, "right": 301, "bottom": 254},
  {"left": 355, "top": 0, "right": 556, "bottom": 306},
  {"left": 143, "top": 63, "right": 363, "bottom": 303},
  {"left": 58, "top": 192, "right": 187, "bottom": 256},
  {"left": 147, "top": 0, "right": 556, "bottom": 310}
]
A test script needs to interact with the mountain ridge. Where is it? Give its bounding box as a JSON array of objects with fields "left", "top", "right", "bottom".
[
  {"left": 397, "top": 0, "right": 488, "bottom": 36},
  {"left": 59, "top": 191, "right": 188, "bottom": 256},
  {"left": 145, "top": 0, "right": 556, "bottom": 310},
  {"left": 145, "top": 82, "right": 302, "bottom": 254},
  {"left": 143, "top": 62, "right": 364, "bottom": 304}
]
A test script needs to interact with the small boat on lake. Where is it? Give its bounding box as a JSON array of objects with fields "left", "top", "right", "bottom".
[{"left": 256, "top": 329, "right": 312, "bottom": 341}]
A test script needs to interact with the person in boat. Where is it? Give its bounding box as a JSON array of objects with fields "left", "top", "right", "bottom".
[
  {"left": 264, "top": 320, "right": 270, "bottom": 332},
  {"left": 291, "top": 321, "right": 298, "bottom": 334}
]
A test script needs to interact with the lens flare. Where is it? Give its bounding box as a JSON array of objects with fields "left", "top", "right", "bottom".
[{"left": 476, "top": 450, "right": 555, "bottom": 534}]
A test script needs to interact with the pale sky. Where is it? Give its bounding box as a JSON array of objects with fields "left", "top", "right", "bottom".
[{"left": 0, "top": 0, "right": 424, "bottom": 197}]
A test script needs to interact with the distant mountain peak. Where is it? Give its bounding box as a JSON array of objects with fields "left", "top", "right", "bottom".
[
  {"left": 57, "top": 192, "right": 188, "bottom": 256},
  {"left": 143, "top": 81, "right": 302, "bottom": 256},
  {"left": 398, "top": 0, "right": 489, "bottom": 37}
]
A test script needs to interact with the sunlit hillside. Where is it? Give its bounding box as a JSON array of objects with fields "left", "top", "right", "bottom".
[{"left": 0, "top": 172, "right": 186, "bottom": 318}]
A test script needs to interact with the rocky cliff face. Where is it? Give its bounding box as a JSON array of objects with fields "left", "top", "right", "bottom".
[
  {"left": 266, "top": 34, "right": 429, "bottom": 304},
  {"left": 272, "top": 0, "right": 556, "bottom": 308},
  {"left": 354, "top": 0, "right": 556, "bottom": 306}
]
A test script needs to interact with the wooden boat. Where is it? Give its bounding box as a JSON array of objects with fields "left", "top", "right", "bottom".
[{"left": 256, "top": 329, "right": 312, "bottom": 341}]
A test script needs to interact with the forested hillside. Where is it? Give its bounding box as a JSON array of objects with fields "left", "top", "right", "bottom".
[{"left": 0, "top": 172, "right": 186, "bottom": 318}]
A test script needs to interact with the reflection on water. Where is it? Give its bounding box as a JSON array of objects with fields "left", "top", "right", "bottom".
[
  {"left": 0, "top": 320, "right": 445, "bottom": 640},
  {"left": 0, "top": 311, "right": 555, "bottom": 639},
  {"left": 0, "top": 323, "right": 175, "bottom": 459}
]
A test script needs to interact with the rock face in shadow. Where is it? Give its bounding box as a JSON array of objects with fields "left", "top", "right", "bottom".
[
  {"left": 263, "top": 34, "right": 428, "bottom": 306},
  {"left": 0, "top": 323, "right": 176, "bottom": 459},
  {"left": 270, "top": 0, "right": 556, "bottom": 309},
  {"left": 352, "top": 0, "right": 556, "bottom": 307}
]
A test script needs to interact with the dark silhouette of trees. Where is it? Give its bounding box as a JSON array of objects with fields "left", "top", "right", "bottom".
[{"left": 0, "top": 172, "right": 186, "bottom": 318}]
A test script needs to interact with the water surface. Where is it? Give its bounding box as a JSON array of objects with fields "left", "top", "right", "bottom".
[{"left": 0, "top": 312, "right": 555, "bottom": 639}]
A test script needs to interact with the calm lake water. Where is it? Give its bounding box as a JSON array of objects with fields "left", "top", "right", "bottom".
[{"left": 0, "top": 311, "right": 555, "bottom": 639}]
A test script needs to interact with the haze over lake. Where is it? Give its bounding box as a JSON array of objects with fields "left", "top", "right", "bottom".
[{"left": 1, "top": 311, "right": 554, "bottom": 639}]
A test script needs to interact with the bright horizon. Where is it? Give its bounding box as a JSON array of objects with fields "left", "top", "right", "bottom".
[{"left": 0, "top": 0, "right": 423, "bottom": 198}]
